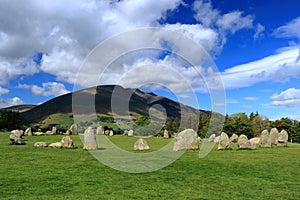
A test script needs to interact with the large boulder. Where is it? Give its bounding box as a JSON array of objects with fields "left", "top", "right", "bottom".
[
  {"left": 208, "top": 134, "right": 216, "bottom": 142},
  {"left": 69, "top": 124, "right": 78, "bottom": 135},
  {"left": 134, "top": 138, "right": 150, "bottom": 150},
  {"left": 25, "top": 127, "right": 32, "bottom": 136},
  {"left": 230, "top": 134, "right": 238, "bottom": 143},
  {"left": 34, "top": 142, "right": 48, "bottom": 147},
  {"left": 270, "top": 128, "right": 279, "bottom": 145},
  {"left": 277, "top": 130, "right": 288, "bottom": 146},
  {"left": 127, "top": 130, "right": 134, "bottom": 137},
  {"left": 83, "top": 127, "right": 97, "bottom": 150},
  {"left": 173, "top": 129, "right": 199, "bottom": 151},
  {"left": 238, "top": 134, "right": 255, "bottom": 149},
  {"left": 61, "top": 136, "right": 74, "bottom": 148},
  {"left": 260, "top": 129, "right": 271, "bottom": 147},
  {"left": 96, "top": 126, "right": 104, "bottom": 135},
  {"left": 10, "top": 130, "right": 26, "bottom": 145},
  {"left": 218, "top": 132, "right": 231, "bottom": 150},
  {"left": 163, "top": 130, "right": 169, "bottom": 138}
]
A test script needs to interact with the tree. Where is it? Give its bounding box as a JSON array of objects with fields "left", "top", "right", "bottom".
[{"left": 0, "top": 110, "right": 24, "bottom": 131}]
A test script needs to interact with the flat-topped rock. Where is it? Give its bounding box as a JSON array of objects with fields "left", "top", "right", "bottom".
[
  {"left": 34, "top": 142, "right": 48, "bottom": 147},
  {"left": 49, "top": 142, "right": 62, "bottom": 148}
]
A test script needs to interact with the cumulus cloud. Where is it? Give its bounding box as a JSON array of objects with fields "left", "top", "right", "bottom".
[
  {"left": 0, "top": 97, "right": 24, "bottom": 108},
  {"left": 269, "top": 88, "right": 300, "bottom": 107},
  {"left": 18, "top": 82, "right": 70, "bottom": 97}
]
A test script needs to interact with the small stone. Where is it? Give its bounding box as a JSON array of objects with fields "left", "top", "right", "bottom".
[
  {"left": 46, "top": 130, "right": 53, "bottom": 135},
  {"left": 163, "top": 130, "right": 169, "bottom": 138},
  {"left": 61, "top": 136, "right": 74, "bottom": 148},
  {"left": 127, "top": 130, "right": 134, "bottom": 137},
  {"left": 49, "top": 142, "right": 62, "bottom": 148},
  {"left": 25, "top": 127, "right": 32, "bottom": 136},
  {"left": 96, "top": 126, "right": 104, "bottom": 135},
  {"left": 34, "top": 132, "right": 44, "bottom": 136},
  {"left": 34, "top": 142, "right": 48, "bottom": 147},
  {"left": 230, "top": 134, "right": 238, "bottom": 143},
  {"left": 69, "top": 124, "right": 78, "bottom": 135},
  {"left": 109, "top": 130, "right": 114, "bottom": 136},
  {"left": 214, "top": 136, "right": 221, "bottom": 143},
  {"left": 250, "top": 137, "right": 260, "bottom": 145},
  {"left": 51, "top": 126, "right": 57, "bottom": 135},
  {"left": 134, "top": 138, "right": 150, "bottom": 150}
]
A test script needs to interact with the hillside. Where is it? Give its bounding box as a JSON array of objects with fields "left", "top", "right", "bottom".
[
  {"left": 1, "top": 104, "right": 36, "bottom": 112},
  {"left": 21, "top": 85, "right": 208, "bottom": 125}
]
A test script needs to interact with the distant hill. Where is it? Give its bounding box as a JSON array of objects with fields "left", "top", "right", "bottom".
[
  {"left": 20, "top": 85, "right": 209, "bottom": 125},
  {"left": 0, "top": 104, "right": 36, "bottom": 113}
]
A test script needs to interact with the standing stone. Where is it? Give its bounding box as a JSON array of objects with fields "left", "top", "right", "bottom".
[
  {"left": 70, "top": 124, "right": 78, "bottom": 135},
  {"left": 260, "top": 129, "right": 271, "bottom": 147},
  {"left": 230, "top": 134, "right": 239, "bottom": 143},
  {"left": 65, "top": 130, "right": 71, "bottom": 135},
  {"left": 10, "top": 130, "right": 26, "bottom": 145},
  {"left": 218, "top": 132, "right": 231, "bottom": 150},
  {"left": 104, "top": 130, "right": 110, "bottom": 135},
  {"left": 11, "top": 130, "right": 23, "bottom": 138},
  {"left": 277, "top": 130, "right": 288, "bottom": 146},
  {"left": 163, "top": 130, "right": 169, "bottom": 138},
  {"left": 238, "top": 134, "right": 255, "bottom": 149},
  {"left": 127, "top": 130, "right": 134, "bottom": 137},
  {"left": 270, "top": 128, "right": 279, "bottom": 145},
  {"left": 51, "top": 126, "right": 57, "bottom": 135},
  {"left": 208, "top": 134, "right": 216, "bottom": 142},
  {"left": 109, "top": 130, "right": 114, "bottom": 136},
  {"left": 34, "top": 142, "right": 48, "bottom": 147},
  {"left": 61, "top": 136, "right": 74, "bottom": 148},
  {"left": 96, "top": 126, "right": 104, "bottom": 135},
  {"left": 83, "top": 127, "right": 97, "bottom": 150},
  {"left": 173, "top": 129, "right": 199, "bottom": 151},
  {"left": 134, "top": 138, "right": 150, "bottom": 150},
  {"left": 25, "top": 127, "right": 32, "bottom": 136}
]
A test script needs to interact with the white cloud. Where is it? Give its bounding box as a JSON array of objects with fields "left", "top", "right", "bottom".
[
  {"left": 0, "top": 87, "right": 9, "bottom": 96},
  {"left": 18, "top": 82, "right": 70, "bottom": 97},
  {"left": 0, "top": 97, "right": 23, "bottom": 108},
  {"left": 254, "top": 23, "right": 265, "bottom": 39},
  {"left": 269, "top": 88, "right": 300, "bottom": 107},
  {"left": 220, "top": 47, "right": 300, "bottom": 89},
  {"left": 274, "top": 17, "right": 300, "bottom": 39},
  {"left": 244, "top": 97, "right": 258, "bottom": 101}
]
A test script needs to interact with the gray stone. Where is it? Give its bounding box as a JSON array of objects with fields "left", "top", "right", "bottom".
[
  {"left": 218, "top": 132, "right": 231, "bottom": 150},
  {"left": 34, "top": 132, "right": 44, "bottom": 136},
  {"left": 134, "top": 138, "right": 150, "bottom": 150},
  {"left": 65, "top": 130, "right": 71, "bottom": 135},
  {"left": 278, "top": 129, "right": 288, "bottom": 146},
  {"left": 109, "top": 130, "right": 114, "bottom": 136},
  {"left": 70, "top": 124, "right": 78, "bottom": 135},
  {"left": 208, "top": 134, "right": 216, "bottom": 142},
  {"left": 96, "top": 126, "right": 104, "bottom": 135},
  {"left": 270, "top": 128, "right": 279, "bottom": 145},
  {"left": 14, "top": 138, "right": 26, "bottom": 145},
  {"left": 46, "top": 130, "right": 53, "bottom": 135},
  {"left": 128, "top": 130, "right": 134, "bottom": 137},
  {"left": 260, "top": 129, "right": 271, "bottom": 147},
  {"left": 238, "top": 134, "right": 255, "bottom": 149},
  {"left": 104, "top": 130, "right": 110, "bottom": 135},
  {"left": 163, "top": 130, "right": 169, "bottom": 138},
  {"left": 34, "top": 142, "right": 48, "bottom": 147},
  {"left": 61, "top": 136, "right": 74, "bottom": 148},
  {"left": 173, "top": 129, "right": 199, "bottom": 151},
  {"left": 49, "top": 142, "right": 62, "bottom": 148},
  {"left": 230, "top": 134, "right": 238, "bottom": 142},
  {"left": 10, "top": 130, "right": 26, "bottom": 145},
  {"left": 11, "top": 130, "right": 23, "bottom": 138},
  {"left": 83, "top": 127, "right": 97, "bottom": 150},
  {"left": 25, "top": 127, "right": 32, "bottom": 136}
]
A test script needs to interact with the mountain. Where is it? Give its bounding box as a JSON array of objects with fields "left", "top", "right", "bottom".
[
  {"left": 0, "top": 104, "right": 36, "bottom": 112},
  {"left": 20, "top": 85, "right": 208, "bottom": 125}
]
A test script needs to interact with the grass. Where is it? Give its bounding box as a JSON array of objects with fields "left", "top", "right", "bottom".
[{"left": 1, "top": 132, "right": 300, "bottom": 199}]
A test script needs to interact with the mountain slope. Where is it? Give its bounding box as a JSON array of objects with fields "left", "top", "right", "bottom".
[{"left": 21, "top": 85, "right": 208, "bottom": 124}]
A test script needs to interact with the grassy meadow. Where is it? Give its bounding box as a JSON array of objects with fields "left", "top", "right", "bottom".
[{"left": 1, "top": 132, "right": 300, "bottom": 199}]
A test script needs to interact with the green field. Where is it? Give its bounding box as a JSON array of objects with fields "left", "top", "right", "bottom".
[{"left": 1, "top": 132, "right": 300, "bottom": 199}]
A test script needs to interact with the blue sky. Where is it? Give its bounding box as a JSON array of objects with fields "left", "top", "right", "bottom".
[{"left": 0, "top": 0, "right": 300, "bottom": 120}]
